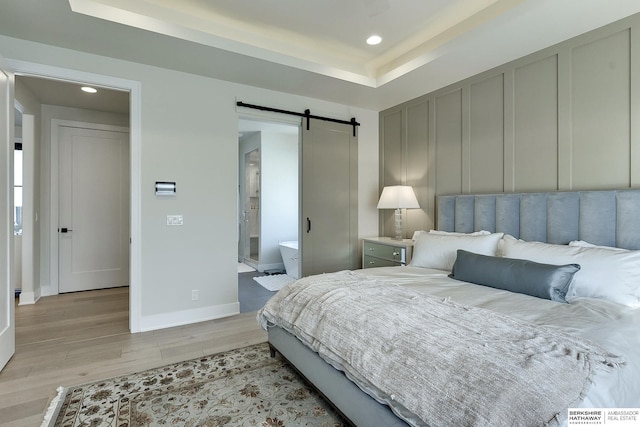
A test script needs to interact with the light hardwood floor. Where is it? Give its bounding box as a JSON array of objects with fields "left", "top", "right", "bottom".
[{"left": 0, "top": 287, "right": 267, "bottom": 427}]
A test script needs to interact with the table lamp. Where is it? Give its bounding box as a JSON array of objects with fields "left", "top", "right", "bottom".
[{"left": 376, "top": 185, "right": 420, "bottom": 240}]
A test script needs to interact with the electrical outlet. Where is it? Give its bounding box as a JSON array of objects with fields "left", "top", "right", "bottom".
[
  {"left": 167, "top": 215, "right": 184, "bottom": 226},
  {"left": 191, "top": 289, "right": 199, "bottom": 301}
]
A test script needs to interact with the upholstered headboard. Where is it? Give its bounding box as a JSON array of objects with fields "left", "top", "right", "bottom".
[{"left": 436, "top": 190, "right": 640, "bottom": 250}]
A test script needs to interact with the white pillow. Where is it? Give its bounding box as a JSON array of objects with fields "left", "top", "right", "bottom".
[
  {"left": 502, "top": 236, "right": 640, "bottom": 307},
  {"left": 412, "top": 229, "right": 491, "bottom": 241},
  {"left": 569, "top": 240, "right": 626, "bottom": 252},
  {"left": 428, "top": 229, "right": 491, "bottom": 236},
  {"left": 409, "top": 232, "right": 504, "bottom": 271}
]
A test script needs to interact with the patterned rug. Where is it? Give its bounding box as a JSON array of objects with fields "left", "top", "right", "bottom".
[{"left": 43, "top": 342, "right": 346, "bottom": 427}]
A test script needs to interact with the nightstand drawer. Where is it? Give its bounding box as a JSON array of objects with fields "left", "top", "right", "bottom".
[
  {"left": 362, "top": 237, "right": 413, "bottom": 269},
  {"left": 364, "top": 241, "right": 405, "bottom": 262},
  {"left": 363, "top": 255, "right": 402, "bottom": 268}
]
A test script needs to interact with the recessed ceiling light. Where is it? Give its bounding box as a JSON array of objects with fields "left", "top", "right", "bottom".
[
  {"left": 81, "top": 86, "right": 97, "bottom": 93},
  {"left": 366, "top": 35, "right": 382, "bottom": 46}
]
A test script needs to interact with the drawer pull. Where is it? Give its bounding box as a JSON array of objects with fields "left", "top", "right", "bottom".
[
  {"left": 392, "top": 251, "right": 400, "bottom": 256},
  {"left": 369, "top": 261, "right": 376, "bottom": 265}
]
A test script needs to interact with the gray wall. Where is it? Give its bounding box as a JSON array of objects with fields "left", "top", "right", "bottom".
[{"left": 380, "top": 13, "right": 640, "bottom": 237}]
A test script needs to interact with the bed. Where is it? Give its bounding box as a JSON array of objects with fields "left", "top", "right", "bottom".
[{"left": 257, "top": 190, "right": 640, "bottom": 426}]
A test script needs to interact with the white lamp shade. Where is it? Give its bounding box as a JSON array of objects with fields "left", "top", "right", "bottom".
[{"left": 376, "top": 185, "right": 420, "bottom": 209}]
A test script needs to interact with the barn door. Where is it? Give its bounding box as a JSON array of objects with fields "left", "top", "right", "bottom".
[{"left": 301, "top": 120, "right": 358, "bottom": 276}]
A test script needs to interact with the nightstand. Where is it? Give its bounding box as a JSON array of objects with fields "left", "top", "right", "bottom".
[{"left": 362, "top": 237, "right": 414, "bottom": 269}]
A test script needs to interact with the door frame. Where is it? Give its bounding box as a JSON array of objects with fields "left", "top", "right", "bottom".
[
  {"left": 51, "top": 120, "right": 130, "bottom": 294},
  {"left": 237, "top": 112, "right": 302, "bottom": 273},
  {"left": 0, "top": 52, "right": 15, "bottom": 371},
  {"left": 17, "top": 108, "right": 37, "bottom": 305},
  {"left": 7, "top": 59, "right": 143, "bottom": 333}
]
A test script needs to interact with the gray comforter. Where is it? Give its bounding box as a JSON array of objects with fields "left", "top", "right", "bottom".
[{"left": 258, "top": 270, "right": 623, "bottom": 427}]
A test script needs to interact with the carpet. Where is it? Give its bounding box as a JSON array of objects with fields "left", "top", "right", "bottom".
[
  {"left": 253, "top": 275, "right": 296, "bottom": 291},
  {"left": 42, "top": 342, "right": 346, "bottom": 427}
]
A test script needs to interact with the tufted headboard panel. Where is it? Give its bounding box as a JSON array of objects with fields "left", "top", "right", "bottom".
[{"left": 436, "top": 190, "right": 640, "bottom": 250}]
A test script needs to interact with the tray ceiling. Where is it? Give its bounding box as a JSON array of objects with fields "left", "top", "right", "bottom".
[
  {"left": 2, "top": 0, "right": 640, "bottom": 110},
  {"left": 69, "top": 0, "right": 525, "bottom": 87}
]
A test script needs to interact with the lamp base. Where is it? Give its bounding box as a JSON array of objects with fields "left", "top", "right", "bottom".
[{"left": 393, "top": 208, "right": 403, "bottom": 240}]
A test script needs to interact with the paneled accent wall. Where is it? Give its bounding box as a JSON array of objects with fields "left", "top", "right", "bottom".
[
  {"left": 379, "top": 13, "right": 640, "bottom": 237},
  {"left": 513, "top": 55, "right": 558, "bottom": 191}
]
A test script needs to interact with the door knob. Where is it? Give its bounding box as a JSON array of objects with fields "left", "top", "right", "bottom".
[{"left": 60, "top": 227, "right": 73, "bottom": 233}]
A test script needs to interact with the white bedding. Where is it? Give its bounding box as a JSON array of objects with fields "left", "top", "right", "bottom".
[
  {"left": 259, "top": 264, "right": 640, "bottom": 426},
  {"left": 358, "top": 266, "right": 640, "bottom": 409}
]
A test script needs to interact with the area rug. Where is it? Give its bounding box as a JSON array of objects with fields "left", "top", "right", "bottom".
[
  {"left": 253, "top": 274, "right": 296, "bottom": 291},
  {"left": 42, "top": 342, "right": 346, "bottom": 427}
]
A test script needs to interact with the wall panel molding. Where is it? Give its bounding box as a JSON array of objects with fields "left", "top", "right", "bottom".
[
  {"left": 469, "top": 74, "right": 504, "bottom": 193},
  {"left": 503, "top": 68, "right": 516, "bottom": 192},
  {"left": 380, "top": 12, "right": 640, "bottom": 236},
  {"left": 557, "top": 46, "right": 573, "bottom": 190},
  {"left": 514, "top": 54, "right": 558, "bottom": 191},
  {"left": 570, "top": 29, "right": 630, "bottom": 190},
  {"left": 405, "top": 101, "right": 430, "bottom": 233}
]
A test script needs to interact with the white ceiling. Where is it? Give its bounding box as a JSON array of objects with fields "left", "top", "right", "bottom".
[
  {"left": 17, "top": 76, "right": 129, "bottom": 115},
  {"left": 3, "top": 0, "right": 640, "bottom": 111},
  {"left": 69, "top": 0, "right": 525, "bottom": 88}
]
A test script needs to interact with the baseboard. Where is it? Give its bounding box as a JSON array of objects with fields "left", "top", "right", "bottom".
[
  {"left": 18, "top": 290, "right": 40, "bottom": 305},
  {"left": 40, "top": 283, "right": 54, "bottom": 297},
  {"left": 138, "top": 302, "right": 240, "bottom": 332},
  {"left": 257, "top": 262, "right": 285, "bottom": 272}
]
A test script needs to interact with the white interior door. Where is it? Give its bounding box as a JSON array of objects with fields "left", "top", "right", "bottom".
[
  {"left": 58, "top": 125, "right": 130, "bottom": 293},
  {"left": 0, "top": 53, "right": 15, "bottom": 372}
]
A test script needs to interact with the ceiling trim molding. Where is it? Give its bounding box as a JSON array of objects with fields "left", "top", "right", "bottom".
[{"left": 69, "top": 0, "right": 380, "bottom": 87}]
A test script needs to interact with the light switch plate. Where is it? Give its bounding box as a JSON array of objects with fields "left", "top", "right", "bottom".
[{"left": 166, "top": 215, "right": 184, "bottom": 226}]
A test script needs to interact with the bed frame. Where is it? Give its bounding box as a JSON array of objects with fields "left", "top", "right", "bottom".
[{"left": 268, "top": 189, "right": 640, "bottom": 426}]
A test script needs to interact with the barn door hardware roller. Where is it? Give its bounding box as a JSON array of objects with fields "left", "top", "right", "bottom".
[{"left": 236, "top": 101, "right": 360, "bottom": 137}]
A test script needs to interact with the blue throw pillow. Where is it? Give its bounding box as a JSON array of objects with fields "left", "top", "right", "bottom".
[{"left": 450, "top": 250, "right": 580, "bottom": 303}]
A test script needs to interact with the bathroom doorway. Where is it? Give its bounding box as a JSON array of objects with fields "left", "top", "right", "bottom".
[{"left": 238, "top": 118, "right": 299, "bottom": 275}]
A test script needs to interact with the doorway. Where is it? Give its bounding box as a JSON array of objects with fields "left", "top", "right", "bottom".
[
  {"left": 238, "top": 119, "right": 299, "bottom": 275},
  {"left": 8, "top": 59, "right": 142, "bottom": 332},
  {"left": 237, "top": 118, "right": 299, "bottom": 310},
  {"left": 236, "top": 114, "right": 359, "bottom": 279},
  {"left": 13, "top": 76, "right": 131, "bottom": 297}
]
